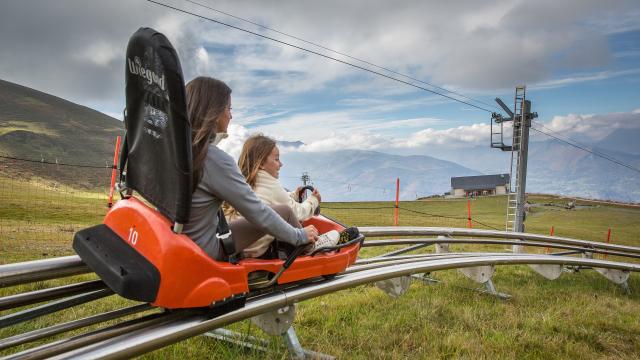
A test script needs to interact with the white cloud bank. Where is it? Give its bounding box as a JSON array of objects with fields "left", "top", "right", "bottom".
[
  {"left": 2, "top": 0, "right": 639, "bottom": 117},
  {"left": 219, "top": 109, "right": 640, "bottom": 158}
]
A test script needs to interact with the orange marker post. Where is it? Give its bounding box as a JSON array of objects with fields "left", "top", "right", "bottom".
[
  {"left": 545, "top": 226, "right": 554, "bottom": 254},
  {"left": 467, "top": 200, "right": 472, "bottom": 228},
  {"left": 604, "top": 228, "right": 612, "bottom": 259},
  {"left": 394, "top": 178, "right": 400, "bottom": 226},
  {"left": 107, "top": 135, "right": 122, "bottom": 208}
]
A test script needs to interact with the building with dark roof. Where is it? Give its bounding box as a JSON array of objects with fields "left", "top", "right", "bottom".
[{"left": 450, "top": 174, "right": 510, "bottom": 197}]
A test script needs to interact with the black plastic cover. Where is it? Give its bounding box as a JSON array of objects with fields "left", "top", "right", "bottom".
[
  {"left": 124, "top": 27, "right": 192, "bottom": 224},
  {"left": 73, "top": 224, "right": 160, "bottom": 303}
]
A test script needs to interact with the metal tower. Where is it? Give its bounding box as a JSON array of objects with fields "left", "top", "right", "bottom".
[
  {"left": 301, "top": 172, "right": 310, "bottom": 187},
  {"left": 491, "top": 86, "right": 537, "bottom": 232}
]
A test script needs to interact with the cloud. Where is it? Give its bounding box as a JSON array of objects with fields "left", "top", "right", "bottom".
[
  {"left": 73, "top": 41, "right": 121, "bottom": 67},
  {"left": 2, "top": 0, "right": 637, "bottom": 116},
  {"left": 400, "top": 123, "right": 491, "bottom": 148},
  {"left": 534, "top": 110, "right": 640, "bottom": 141},
  {"left": 217, "top": 123, "right": 250, "bottom": 159},
  {"left": 530, "top": 69, "right": 640, "bottom": 90},
  {"left": 0, "top": 0, "right": 192, "bottom": 109},
  {"left": 219, "top": 108, "right": 640, "bottom": 158}
]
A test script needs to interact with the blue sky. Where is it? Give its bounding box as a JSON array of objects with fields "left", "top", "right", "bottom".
[{"left": 1, "top": 0, "right": 639, "bottom": 160}]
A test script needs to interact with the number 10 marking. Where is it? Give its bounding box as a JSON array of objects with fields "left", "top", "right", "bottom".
[{"left": 128, "top": 227, "right": 139, "bottom": 246}]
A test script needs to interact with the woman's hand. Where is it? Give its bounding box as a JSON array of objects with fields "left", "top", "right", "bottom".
[
  {"left": 303, "top": 225, "right": 319, "bottom": 243},
  {"left": 311, "top": 188, "right": 321, "bottom": 203}
]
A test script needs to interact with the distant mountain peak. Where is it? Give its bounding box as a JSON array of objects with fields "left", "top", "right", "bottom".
[
  {"left": 277, "top": 140, "right": 305, "bottom": 148},
  {"left": 596, "top": 128, "right": 640, "bottom": 155}
]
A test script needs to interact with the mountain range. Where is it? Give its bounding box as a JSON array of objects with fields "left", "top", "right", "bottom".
[
  {"left": 277, "top": 149, "right": 480, "bottom": 201},
  {"left": 0, "top": 79, "right": 638, "bottom": 202}
]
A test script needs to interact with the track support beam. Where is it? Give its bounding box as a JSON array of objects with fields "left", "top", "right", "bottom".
[{"left": 205, "top": 306, "right": 334, "bottom": 359}]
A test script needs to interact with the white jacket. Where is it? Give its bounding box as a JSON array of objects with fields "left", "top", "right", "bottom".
[
  {"left": 253, "top": 170, "right": 319, "bottom": 221},
  {"left": 240, "top": 170, "right": 319, "bottom": 257}
]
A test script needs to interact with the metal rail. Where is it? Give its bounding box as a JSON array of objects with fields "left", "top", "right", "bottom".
[
  {"left": 2, "top": 228, "right": 639, "bottom": 291},
  {"left": 1, "top": 310, "right": 184, "bottom": 360},
  {"left": 2, "top": 227, "right": 640, "bottom": 358},
  {"left": 0, "top": 255, "right": 88, "bottom": 288},
  {"left": 360, "top": 227, "right": 640, "bottom": 255},
  {"left": 0, "top": 289, "right": 113, "bottom": 329},
  {"left": 0, "top": 280, "right": 105, "bottom": 311},
  {"left": 0, "top": 304, "right": 151, "bottom": 351},
  {"left": 363, "top": 238, "right": 640, "bottom": 259},
  {"left": 35, "top": 254, "right": 640, "bottom": 360}
]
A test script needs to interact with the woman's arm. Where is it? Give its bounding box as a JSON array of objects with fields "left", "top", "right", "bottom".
[{"left": 202, "top": 147, "right": 307, "bottom": 246}]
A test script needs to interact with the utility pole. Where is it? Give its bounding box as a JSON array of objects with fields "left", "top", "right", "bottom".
[
  {"left": 491, "top": 86, "right": 537, "bottom": 232},
  {"left": 301, "top": 172, "right": 310, "bottom": 187},
  {"left": 514, "top": 99, "right": 531, "bottom": 232}
]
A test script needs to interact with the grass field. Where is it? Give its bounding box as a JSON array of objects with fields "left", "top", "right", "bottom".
[{"left": 1, "top": 182, "right": 640, "bottom": 359}]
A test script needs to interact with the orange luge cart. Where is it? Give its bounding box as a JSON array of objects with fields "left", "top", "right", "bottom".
[{"left": 73, "top": 27, "right": 363, "bottom": 310}]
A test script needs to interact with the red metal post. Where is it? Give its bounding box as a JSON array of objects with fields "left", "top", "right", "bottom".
[
  {"left": 394, "top": 178, "right": 400, "bottom": 226},
  {"left": 108, "top": 135, "right": 122, "bottom": 208},
  {"left": 467, "top": 200, "right": 472, "bottom": 228},
  {"left": 604, "top": 228, "right": 612, "bottom": 259}
]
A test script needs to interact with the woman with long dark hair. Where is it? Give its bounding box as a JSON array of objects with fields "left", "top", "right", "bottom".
[{"left": 182, "top": 76, "right": 318, "bottom": 260}]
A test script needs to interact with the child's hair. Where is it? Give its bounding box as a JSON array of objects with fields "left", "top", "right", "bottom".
[
  {"left": 224, "top": 134, "right": 277, "bottom": 218},
  {"left": 239, "top": 134, "right": 277, "bottom": 188}
]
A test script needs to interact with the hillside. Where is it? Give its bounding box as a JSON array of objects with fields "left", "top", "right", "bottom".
[
  {"left": 0, "top": 79, "right": 124, "bottom": 188},
  {"left": 527, "top": 140, "right": 640, "bottom": 203}
]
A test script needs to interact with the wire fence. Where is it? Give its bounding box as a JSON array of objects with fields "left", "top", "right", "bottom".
[
  {"left": 322, "top": 202, "right": 502, "bottom": 230},
  {"left": 0, "top": 156, "right": 113, "bottom": 260},
  {"left": 0, "top": 154, "right": 503, "bottom": 261}
]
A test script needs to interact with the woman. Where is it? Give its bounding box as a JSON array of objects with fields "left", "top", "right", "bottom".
[
  {"left": 182, "top": 76, "right": 318, "bottom": 261},
  {"left": 228, "top": 134, "right": 340, "bottom": 258}
]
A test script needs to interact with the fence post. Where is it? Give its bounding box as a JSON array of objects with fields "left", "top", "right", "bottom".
[
  {"left": 467, "top": 200, "right": 472, "bottom": 228},
  {"left": 108, "top": 135, "right": 122, "bottom": 208},
  {"left": 604, "top": 228, "right": 612, "bottom": 259},
  {"left": 394, "top": 178, "right": 399, "bottom": 226},
  {"left": 545, "top": 226, "right": 554, "bottom": 254}
]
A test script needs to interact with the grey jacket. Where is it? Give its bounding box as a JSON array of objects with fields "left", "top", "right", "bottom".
[{"left": 183, "top": 144, "right": 307, "bottom": 259}]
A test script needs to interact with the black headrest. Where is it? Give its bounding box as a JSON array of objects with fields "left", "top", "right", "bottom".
[{"left": 122, "top": 27, "right": 192, "bottom": 224}]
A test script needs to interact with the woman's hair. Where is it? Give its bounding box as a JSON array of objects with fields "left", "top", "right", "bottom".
[
  {"left": 223, "top": 134, "right": 276, "bottom": 218},
  {"left": 185, "top": 76, "right": 232, "bottom": 187},
  {"left": 239, "top": 134, "right": 277, "bottom": 188}
]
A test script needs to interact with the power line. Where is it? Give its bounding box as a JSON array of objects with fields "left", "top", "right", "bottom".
[
  {"left": 531, "top": 120, "right": 636, "bottom": 168},
  {"left": 529, "top": 126, "right": 640, "bottom": 174},
  {"left": 183, "top": 0, "right": 502, "bottom": 113},
  {"left": 145, "top": 0, "right": 495, "bottom": 113},
  {"left": 149, "top": 0, "right": 640, "bottom": 175}
]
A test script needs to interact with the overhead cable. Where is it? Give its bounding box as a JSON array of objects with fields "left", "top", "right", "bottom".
[
  {"left": 529, "top": 126, "right": 640, "bottom": 174},
  {"left": 145, "top": 0, "right": 495, "bottom": 113},
  {"left": 147, "top": 0, "right": 640, "bottom": 175},
  {"left": 183, "top": 0, "right": 502, "bottom": 113}
]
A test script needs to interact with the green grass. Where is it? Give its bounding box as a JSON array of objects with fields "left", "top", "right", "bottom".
[
  {"left": 1, "top": 180, "right": 640, "bottom": 359},
  {"left": 0, "top": 120, "right": 59, "bottom": 137}
]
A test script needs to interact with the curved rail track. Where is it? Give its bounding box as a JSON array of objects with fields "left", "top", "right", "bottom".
[{"left": 1, "top": 227, "right": 638, "bottom": 359}]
